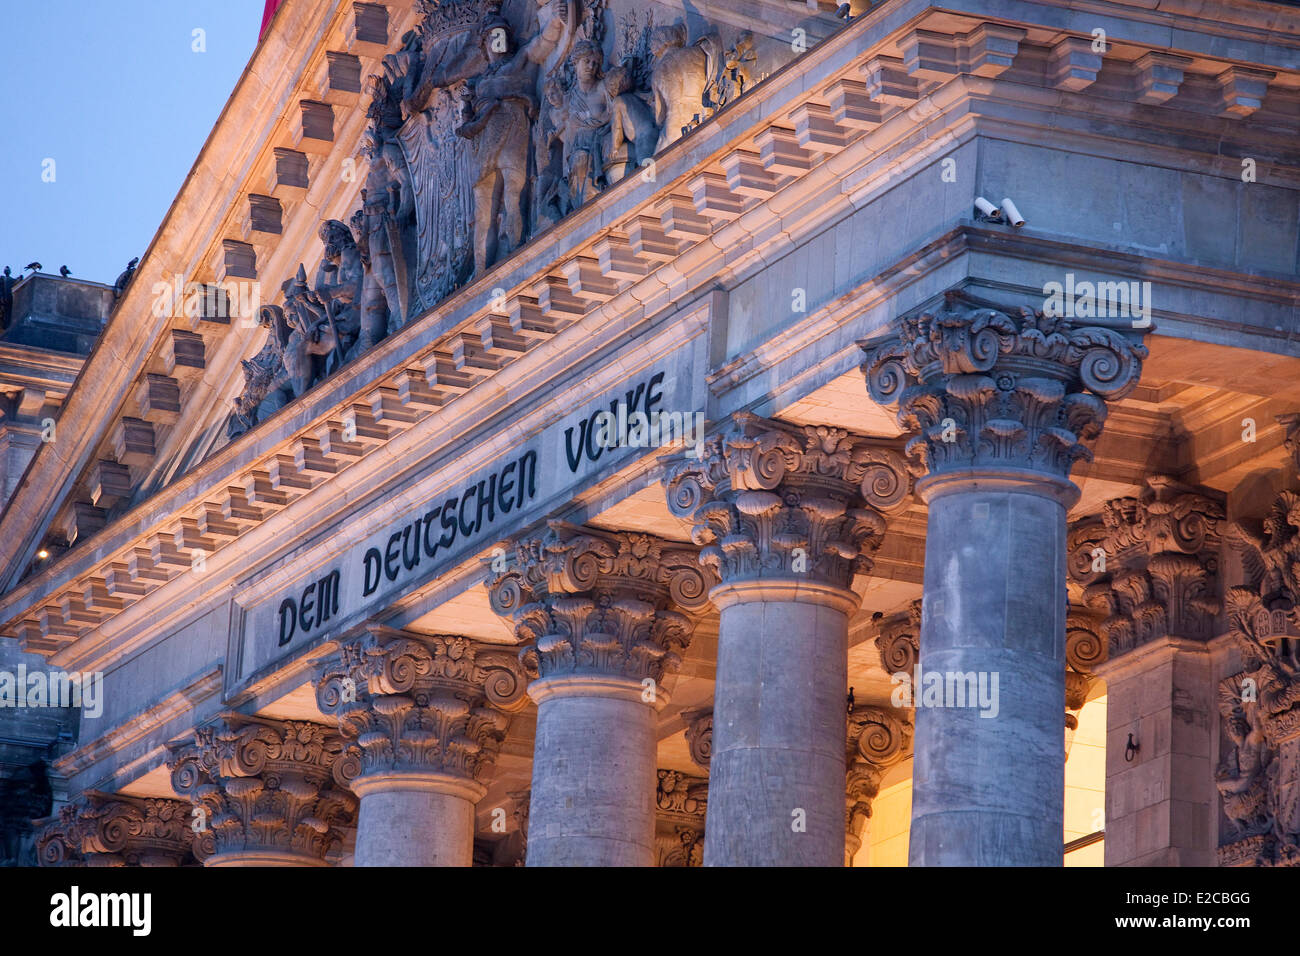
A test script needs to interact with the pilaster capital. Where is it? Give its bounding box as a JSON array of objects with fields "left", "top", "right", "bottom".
[
  {"left": 662, "top": 411, "right": 913, "bottom": 591},
  {"left": 860, "top": 289, "right": 1148, "bottom": 489},
  {"left": 166, "top": 714, "right": 358, "bottom": 864},
  {"left": 485, "top": 521, "right": 715, "bottom": 686},
  {"left": 655, "top": 769, "right": 708, "bottom": 867},
  {"left": 316, "top": 626, "right": 526, "bottom": 784},
  {"left": 35, "top": 805, "right": 83, "bottom": 866},
  {"left": 681, "top": 707, "right": 712, "bottom": 771},
  {"left": 874, "top": 599, "right": 922, "bottom": 676},
  {"left": 1070, "top": 476, "right": 1224, "bottom": 658},
  {"left": 845, "top": 706, "right": 912, "bottom": 848},
  {"left": 1064, "top": 609, "right": 1105, "bottom": 746},
  {"left": 75, "top": 792, "right": 208, "bottom": 866}
]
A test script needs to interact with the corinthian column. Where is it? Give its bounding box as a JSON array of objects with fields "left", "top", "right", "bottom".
[
  {"left": 861, "top": 289, "right": 1148, "bottom": 865},
  {"left": 487, "top": 522, "right": 713, "bottom": 866},
  {"left": 315, "top": 629, "right": 527, "bottom": 868},
  {"left": 315, "top": 627, "right": 528, "bottom": 866},
  {"left": 167, "top": 715, "right": 358, "bottom": 867},
  {"left": 664, "top": 412, "right": 913, "bottom": 866}
]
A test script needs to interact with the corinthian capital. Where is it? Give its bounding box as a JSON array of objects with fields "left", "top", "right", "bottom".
[
  {"left": 845, "top": 706, "right": 912, "bottom": 860},
  {"left": 662, "top": 412, "right": 913, "bottom": 590},
  {"left": 874, "top": 599, "right": 922, "bottom": 677},
  {"left": 485, "top": 521, "right": 715, "bottom": 686},
  {"left": 315, "top": 626, "right": 527, "bottom": 785},
  {"left": 1069, "top": 476, "right": 1224, "bottom": 658},
  {"left": 656, "top": 769, "right": 708, "bottom": 867},
  {"left": 37, "top": 792, "right": 209, "bottom": 867},
  {"left": 167, "top": 715, "right": 358, "bottom": 864},
  {"left": 860, "top": 290, "right": 1148, "bottom": 485},
  {"left": 682, "top": 707, "right": 713, "bottom": 771}
]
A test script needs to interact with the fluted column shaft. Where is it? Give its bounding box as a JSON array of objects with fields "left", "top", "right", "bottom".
[
  {"left": 664, "top": 412, "right": 912, "bottom": 866},
  {"left": 862, "top": 289, "right": 1148, "bottom": 865}
]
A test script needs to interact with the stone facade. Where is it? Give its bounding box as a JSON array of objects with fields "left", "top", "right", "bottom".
[{"left": 6, "top": 0, "right": 1300, "bottom": 868}]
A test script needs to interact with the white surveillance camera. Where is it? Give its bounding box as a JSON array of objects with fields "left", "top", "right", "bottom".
[
  {"left": 1000, "top": 198, "right": 1025, "bottom": 227},
  {"left": 974, "top": 197, "right": 1001, "bottom": 219}
]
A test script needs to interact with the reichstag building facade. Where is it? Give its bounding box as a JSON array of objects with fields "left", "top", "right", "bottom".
[{"left": 2, "top": 0, "right": 1299, "bottom": 867}]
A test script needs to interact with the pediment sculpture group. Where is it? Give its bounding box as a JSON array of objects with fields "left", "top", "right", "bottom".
[{"left": 229, "top": 0, "right": 759, "bottom": 439}]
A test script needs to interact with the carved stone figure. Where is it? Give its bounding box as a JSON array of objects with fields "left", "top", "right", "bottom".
[
  {"left": 1216, "top": 483, "right": 1300, "bottom": 865},
  {"left": 651, "top": 23, "right": 720, "bottom": 152},
  {"left": 561, "top": 40, "right": 612, "bottom": 207},
  {"left": 358, "top": 111, "right": 413, "bottom": 333},
  {"left": 280, "top": 266, "right": 341, "bottom": 399},
  {"left": 456, "top": 14, "right": 542, "bottom": 274},
  {"left": 314, "top": 219, "right": 367, "bottom": 360},
  {"left": 0, "top": 266, "right": 14, "bottom": 330},
  {"left": 221, "top": 0, "right": 767, "bottom": 446},
  {"left": 708, "top": 32, "right": 756, "bottom": 112},
  {"left": 535, "top": 77, "right": 571, "bottom": 227},
  {"left": 603, "top": 63, "right": 658, "bottom": 182}
]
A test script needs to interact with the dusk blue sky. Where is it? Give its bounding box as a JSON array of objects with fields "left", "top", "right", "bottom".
[{"left": 1, "top": 0, "right": 265, "bottom": 284}]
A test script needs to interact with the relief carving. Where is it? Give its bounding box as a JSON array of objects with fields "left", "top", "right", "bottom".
[
  {"left": 226, "top": 0, "right": 773, "bottom": 443},
  {"left": 1217, "top": 486, "right": 1300, "bottom": 865}
]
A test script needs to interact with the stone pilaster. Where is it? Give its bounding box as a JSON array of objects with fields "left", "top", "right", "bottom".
[
  {"left": 1216, "top": 482, "right": 1300, "bottom": 866},
  {"left": 315, "top": 626, "right": 527, "bottom": 866},
  {"left": 36, "top": 792, "right": 207, "bottom": 867},
  {"left": 655, "top": 769, "right": 708, "bottom": 867},
  {"left": 845, "top": 706, "right": 912, "bottom": 866},
  {"left": 167, "top": 715, "right": 358, "bottom": 867},
  {"left": 664, "top": 411, "right": 913, "bottom": 866},
  {"left": 861, "top": 288, "right": 1148, "bottom": 866},
  {"left": 487, "top": 522, "right": 713, "bottom": 866},
  {"left": 1072, "top": 477, "right": 1224, "bottom": 865}
]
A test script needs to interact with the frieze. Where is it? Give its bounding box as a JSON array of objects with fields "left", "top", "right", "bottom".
[
  {"left": 226, "top": 0, "right": 770, "bottom": 441},
  {"left": 229, "top": 358, "right": 700, "bottom": 697}
]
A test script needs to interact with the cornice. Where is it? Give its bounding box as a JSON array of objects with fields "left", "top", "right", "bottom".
[{"left": 7, "top": 0, "right": 1300, "bottom": 658}]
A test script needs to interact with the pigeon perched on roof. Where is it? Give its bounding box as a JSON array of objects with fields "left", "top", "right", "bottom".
[
  {"left": 113, "top": 257, "right": 139, "bottom": 298},
  {"left": 59, "top": 265, "right": 72, "bottom": 277},
  {"left": 23, "top": 262, "right": 41, "bottom": 272}
]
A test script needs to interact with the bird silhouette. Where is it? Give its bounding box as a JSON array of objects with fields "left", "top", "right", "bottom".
[
  {"left": 59, "top": 265, "right": 72, "bottom": 277},
  {"left": 23, "top": 262, "right": 41, "bottom": 272}
]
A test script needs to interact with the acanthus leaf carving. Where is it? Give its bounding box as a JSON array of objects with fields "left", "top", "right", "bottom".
[
  {"left": 166, "top": 715, "right": 358, "bottom": 863},
  {"left": 1068, "top": 476, "right": 1223, "bottom": 660},
  {"left": 485, "top": 521, "right": 714, "bottom": 685},
  {"left": 860, "top": 289, "right": 1148, "bottom": 481},
  {"left": 315, "top": 627, "right": 527, "bottom": 783},
  {"left": 662, "top": 412, "right": 913, "bottom": 590},
  {"left": 845, "top": 706, "right": 912, "bottom": 859}
]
